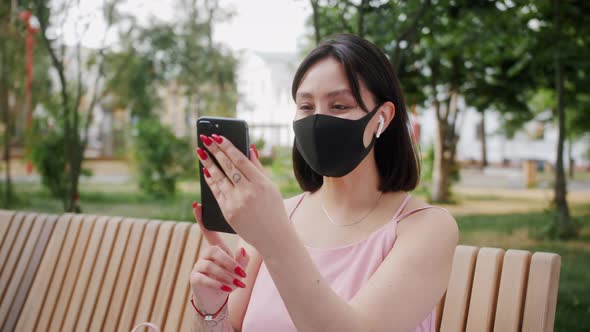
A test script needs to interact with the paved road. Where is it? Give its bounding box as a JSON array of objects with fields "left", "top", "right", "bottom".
[{"left": 457, "top": 167, "right": 590, "bottom": 191}]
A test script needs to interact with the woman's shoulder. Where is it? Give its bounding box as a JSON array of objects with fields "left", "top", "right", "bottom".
[{"left": 396, "top": 195, "right": 458, "bottom": 246}]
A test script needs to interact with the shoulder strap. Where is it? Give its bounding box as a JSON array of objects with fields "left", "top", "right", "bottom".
[
  {"left": 391, "top": 193, "right": 413, "bottom": 220},
  {"left": 394, "top": 205, "right": 450, "bottom": 223},
  {"left": 288, "top": 192, "right": 307, "bottom": 220}
]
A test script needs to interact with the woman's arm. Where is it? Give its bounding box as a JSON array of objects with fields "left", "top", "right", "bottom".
[
  {"left": 201, "top": 195, "right": 299, "bottom": 332},
  {"left": 226, "top": 195, "right": 301, "bottom": 331},
  {"left": 191, "top": 238, "right": 262, "bottom": 332},
  {"left": 261, "top": 207, "right": 458, "bottom": 332}
]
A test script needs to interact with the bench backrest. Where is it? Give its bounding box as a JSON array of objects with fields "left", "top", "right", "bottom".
[{"left": 0, "top": 210, "right": 560, "bottom": 332}]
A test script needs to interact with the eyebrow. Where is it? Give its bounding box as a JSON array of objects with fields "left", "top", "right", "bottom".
[{"left": 296, "top": 89, "right": 354, "bottom": 100}]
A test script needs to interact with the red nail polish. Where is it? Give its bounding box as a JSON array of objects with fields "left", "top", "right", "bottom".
[
  {"left": 250, "top": 144, "right": 259, "bottom": 158},
  {"left": 192, "top": 201, "right": 198, "bottom": 208},
  {"left": 233, "top": 279, "right": 246, "bottom": 288},
  {"left": 240, "top": 247, "right": 246, "bottom": 257},
  {"left": 200, "top": 134, "right": 213, "bottom": 146},
  {"left": 220, "top": 285, "right": 232, "bottom": 292},
  {"left": 203, "top": 168, "right": 211, "bottom": 178},
  {"left": 196, "top": 148, "right": 208, "bottom": 160},
  {"left": 211, "top": 134, "right": 223, "bottom": 144},
  {"left": 234, "top": 266, "right": 247, "bottom": 278}
]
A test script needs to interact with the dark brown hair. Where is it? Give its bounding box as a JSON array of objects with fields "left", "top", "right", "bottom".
[{"left": 291, "top": 33, "right": 420, "bottom": 193}]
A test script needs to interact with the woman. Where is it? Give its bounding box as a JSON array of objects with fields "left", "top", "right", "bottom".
[{"left": 190, "top": 34, "right": 458, "bottom": 332}]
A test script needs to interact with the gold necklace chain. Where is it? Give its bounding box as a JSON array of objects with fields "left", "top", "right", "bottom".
[{"left": 320, "top": 192, "right": 383, "bottom": 227}]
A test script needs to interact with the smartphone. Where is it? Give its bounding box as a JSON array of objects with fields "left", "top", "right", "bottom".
[{"left": 197, "top": 117, "right": 250, "bottom": 234}]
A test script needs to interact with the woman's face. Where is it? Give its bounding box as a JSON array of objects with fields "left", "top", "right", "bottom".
[
  {"left": 294, "top": 56, "right": 381, "bottom": 147},
  {"left": 294, "top": 57, "right": 377, "bottom": 121}
]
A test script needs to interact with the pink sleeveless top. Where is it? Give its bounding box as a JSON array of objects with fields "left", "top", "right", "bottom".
[{"left": 242, "top": 192, "right": 446, "bottom": 331}]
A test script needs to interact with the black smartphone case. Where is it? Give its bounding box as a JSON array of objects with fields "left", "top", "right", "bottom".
[{"left": 197, "top": 117, "right": 250, "bottom": 234}]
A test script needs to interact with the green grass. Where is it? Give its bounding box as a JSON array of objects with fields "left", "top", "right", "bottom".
[{"left": 7, "top": 181, "right": 200, "bottom": 222}]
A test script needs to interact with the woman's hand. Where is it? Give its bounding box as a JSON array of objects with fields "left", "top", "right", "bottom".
[
  {"left": 190, "top": 202, "right": 249, "bottom": 314},
  {"left": 196, "top": 134, "right": 290, "bottom": 255}
]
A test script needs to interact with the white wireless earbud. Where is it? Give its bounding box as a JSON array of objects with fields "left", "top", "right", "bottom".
[{"left": 376, "top": 115, "right": 385, "bottom": 138}]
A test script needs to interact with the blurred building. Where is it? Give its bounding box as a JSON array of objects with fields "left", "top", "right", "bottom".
[
  {"left": 417, "top": 105, "right": 590, "bottom": 169},
  {"left": 235, "top": 50, "right": 299, "bottom": 150}
]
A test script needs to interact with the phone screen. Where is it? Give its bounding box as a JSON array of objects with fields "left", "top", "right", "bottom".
[{"left": 196, "top": 117, "right": 250, "bottom": 234}]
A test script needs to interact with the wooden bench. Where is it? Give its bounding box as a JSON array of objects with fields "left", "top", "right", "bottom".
[{"left": 0, "top": 210, "right": 561, "bottom": 331}]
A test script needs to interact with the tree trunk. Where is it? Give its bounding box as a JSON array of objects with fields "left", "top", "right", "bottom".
[
  {"left": 310, "top": 0, "right": 321, "bottom": 45},
  {"left": 431, "top": 91, "right": 458, "bottom": 203},
  {"left": 1, "top": 83, "right": 13, "bottom": 207},
  {"left": 431, "top": 121, "right": 451, "bottom": 202},
  {"left": 567, "top": 136, "right": 574, "bottom": 179},
  {"left": 552, "top": 0, "right": 576, "bottom": 239},
  {"left": 357, "top": 0, "right": 368, "bottom": 38},
  {"left": 480, "top": 110, "right": 488, "bottom": 168}
]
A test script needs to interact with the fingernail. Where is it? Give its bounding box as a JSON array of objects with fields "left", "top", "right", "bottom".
[
  {"left": 220, "top": 285, "right": 232, "bottom": 292},
  {"left": 192, "top": 201, "right": 198, "bottom": 208},
  {"left": 250, "top": 144, "right": 259, "bottom": 159},
  {"left": 234, "top": 266, "right": 247, "bottom": 278},
  {"left": 240, "top": 247, "right": 246, "bottom": 257},
  {"left": 203, "top": 167, "right": 211, "bottom": 178},
  {"left": 200, "top": 134, "right": 212, "bottom": 146},
  {"left": 211, "top": 134, "right": 223, "bottom": 144},
  {"left": 196, "top": 148, "right": 208, "bottom": 160},
  {"left": 233, "top": 279, "right": 246, "bottom": 288}
]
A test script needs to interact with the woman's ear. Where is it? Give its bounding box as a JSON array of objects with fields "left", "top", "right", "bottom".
[{"left": 376, "top": 101, "right": 395, "bottom": 137}]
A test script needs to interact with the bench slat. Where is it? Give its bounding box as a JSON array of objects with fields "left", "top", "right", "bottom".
[
  {"left": 89, "top": 219, "right": 146, "bottom": 331},
  {"left": 0, "top": 213, "right": 43, "bottom": 328},
  {"left": 61, "top": 215, "right": 108, "bottom": 331},
  {"left": 14, "top": 214, "right": 72, "bottom": 331},
  {"left": 131, "top": 221, "right": 175, "bottom": 331},
  {"left": 493, "top": 249, "right": 531, "bottom": 332},
  {"left": 33, "top": 213, "right": 80, "bottom": 331},
  {"left": 0, "top": 210, "right": 16, "bottom": 252},
  {"left": 111, "top": 219, "right": 158, "bottom": 331},
  {"left": 150, "top": 222, "right": 191, "bottom": 330},
  {"left": 439, "top": 245, "right": 479, "bottom": 332},
  {"left": 522, "top": 252, "right": 561, "bottom": 332},
  {"left": 48, "top": 214, "right": 98, "bottom": 331},
  {"left": 74, "top": 216, "right": 123, "bottom": 331},
  {"left": 0, "top": 213, "right": 37, "bottom": 310},
  {"left": 0, "top": 213, "right": 26, "bottom": 279},
  {"left": 465, "top": 247, "right": 505, "bottom": 332},
  {"left": 3, "top": 215, "right": 57, "bottom": 332},
  {"left": 165, "top": 224, "right": 203, "bottom": 332}
]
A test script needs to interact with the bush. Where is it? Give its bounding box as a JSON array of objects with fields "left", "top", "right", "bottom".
[
  {"left": 29, "top": 131, "right": 67, "bottom": 199},
  {"left": 133, "top": 119, "right": 194, "bottom": 198}
]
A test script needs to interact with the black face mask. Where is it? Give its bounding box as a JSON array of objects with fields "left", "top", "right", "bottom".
[{"left": 293, "top": 104, "right": 381, "bottom": 177}]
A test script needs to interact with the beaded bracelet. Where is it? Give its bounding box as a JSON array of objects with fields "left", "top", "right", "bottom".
[{"left": 190, "top": 294, "right": 229, "bottom": 321}]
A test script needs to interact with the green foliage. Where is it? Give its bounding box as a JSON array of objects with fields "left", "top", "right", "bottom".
[
  {"left": 132, "top": 119, "right": 194, "bottom": 198},
  {"left": 29, "top": 130, "right": 67, "bottom": 199},
  {"left": 104, "top": 0, "right": 238, "bottom": 120}
]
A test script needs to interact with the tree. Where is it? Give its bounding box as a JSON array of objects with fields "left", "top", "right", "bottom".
[
  {"left": 0, "top": 1, "right": 22, "bottom": 207},
  {"left": 100, "top": 0, "right": 237, "bottom": 197},
  {"left": 31, "top": 0, "right": 119, "bottom": 212},
  {"left": 534, "top": 0, "right": 587, "bottom": 238},
  {"left": 0, "top": 0, "right": 51, "bottom": 208}
]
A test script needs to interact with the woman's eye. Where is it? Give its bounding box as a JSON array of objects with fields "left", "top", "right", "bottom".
[{"left": 333, "top": 104, "right": 350, "bottom": 110}]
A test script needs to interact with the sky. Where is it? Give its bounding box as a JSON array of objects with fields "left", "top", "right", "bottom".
[{"left": 58, "top": 0, "right": 310, "bottom": 54}]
